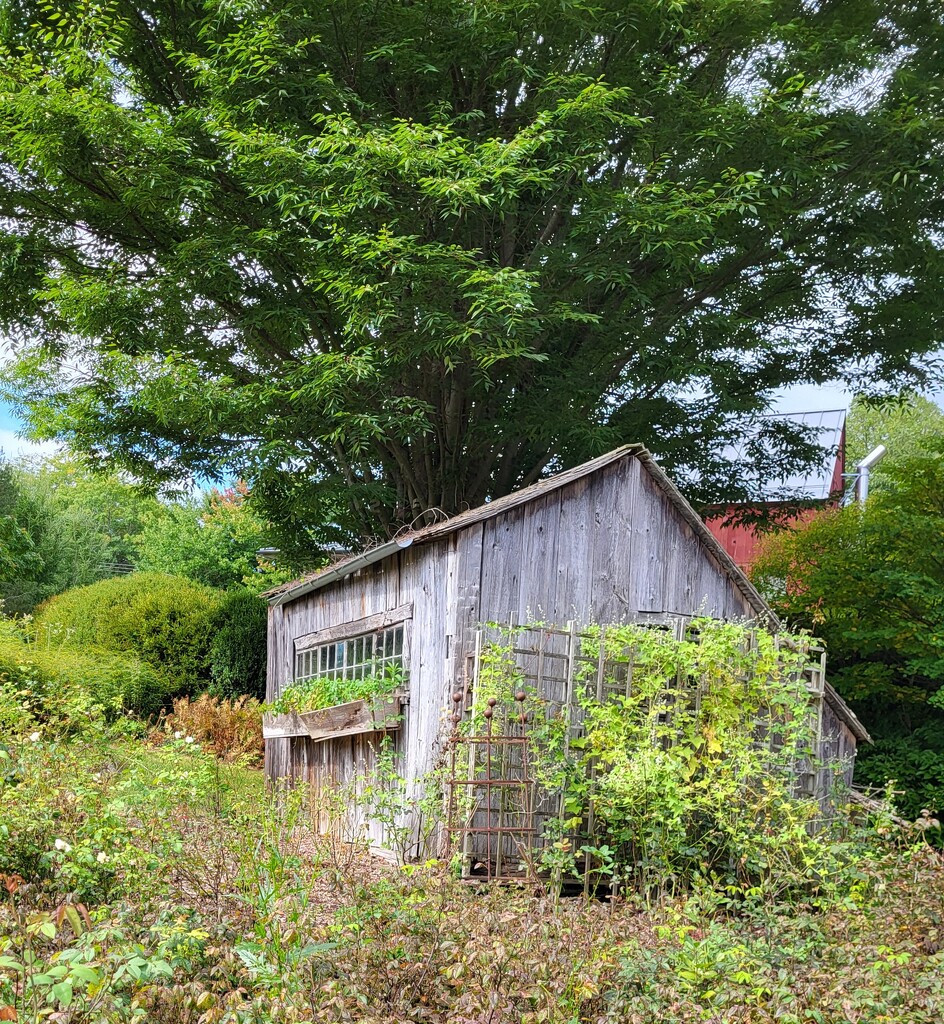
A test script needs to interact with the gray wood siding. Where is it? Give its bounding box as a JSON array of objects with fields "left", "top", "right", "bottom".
[
  {"left": 265, "top": 542, "right": 453, "bottom": 854},
  {"left": 818, "top": 701, "right": 859, "bottom": 803},
  {"left": 471, "top": 457, "right": 754, "bottom": 629}
]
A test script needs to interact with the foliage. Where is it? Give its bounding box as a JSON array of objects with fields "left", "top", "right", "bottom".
[
  {"left": 0, "top": 462, "right": 40, "bottom": 586},
  {"left": 846, "top": 393, "right": 944, "bottom": 494},
  {"left": 0, "top": 723, "right": 261, "bottom": 1022},
  {"left": 0, "top": 619, "right": 166, "bottom": 720},
  {"left": 2, "top": 3, "right": 943, "bottom": 551},
  {"left": 32, "top": 573, "right": 224, "bottom": 699},
  {"left": 208, "top": 589, "right": 268, "bottom": 700},
  {"left": 0, "top": 731, "right": 219, "bottom": 905},
  {"left": 2, "top": 687, "right": 944, "bottom": 1023},
  {"left": 159, "top": 694, "right": 264, "bottom": 767},
  {"left": 0, "top": 455, "right": 158, "bottom": 615},
  {"left": 266, "top": 664, "right": 404, "bottom": 716},
  {"left": 134, "top": 484, "right": 298, "bottom": 591},
  {"left": 0, "top": 455, "right": 295, "bottom": 615},
  {"left": 480, "top": 619, "right": 845, "bottom": 898},
  {"left": 752, "top": 446, "right": 944, "bottom": 821}
]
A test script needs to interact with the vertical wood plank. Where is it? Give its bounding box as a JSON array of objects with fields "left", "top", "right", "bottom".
[
  {"left": 551, "top": 476, "right": 594, "bottom": 624},
  {"left": 478, "top": 505, "right": 529, "bottom": 624},
  {"left": 587, "top": 459, "right": 639, "bottom": 623},
  {"left": 515, "top": 490, "right": 562, "bottom": 624},
  {"left": 451, "top": 521, "right": 485, "bottom": 675},
  {"left": 629, "top": 470, "right": 668, "bottom": 614}
]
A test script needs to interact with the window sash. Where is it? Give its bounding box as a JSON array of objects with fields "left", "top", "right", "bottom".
[{"left": 294, "top": 624, "right": 405, "bottom": 684}]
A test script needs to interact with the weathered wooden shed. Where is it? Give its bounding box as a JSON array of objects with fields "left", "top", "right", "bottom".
[{"left": 263, "top": 445, "right": 868, "bottom": 861}]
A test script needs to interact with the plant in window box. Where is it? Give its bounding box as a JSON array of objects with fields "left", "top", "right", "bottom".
[{"left": 263, "top": 663, "right": 405, "bottom": 741}]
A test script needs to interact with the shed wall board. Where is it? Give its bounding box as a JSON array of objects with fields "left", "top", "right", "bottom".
[
  {"left": 467, "top": 458, "right": 753, "bottom": 629},
  {"left": 549, "top": 475, "right": 594, "bottom": 624},
  {"left": 516, "top": 490, "right": 562, "bottom": 624},
  {"left": 450, "top": 522, "right": 485, "bottom": 683},
  {"left": 477, "top": 503, "right": 527, "bottom": 625},
  {"left": 588, "top": 456, "right": 638, "bottom": 622}
]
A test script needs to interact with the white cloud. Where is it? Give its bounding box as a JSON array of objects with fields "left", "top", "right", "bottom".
[{"left": 0, "top": 429, "right": 59, "bottom": 460}]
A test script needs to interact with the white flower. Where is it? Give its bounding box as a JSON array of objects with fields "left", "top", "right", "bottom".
[
  {"left": 54, "top": 839, "right": 72, "bottom": 853},
  {"left": 96, "top": 851, "right": 108, "bottom": 864},
  {"left": 184, "top": 736, "right": 195, "bottom": 745},
  {"left": 29, "top": 732, "right": 41, "bottom": 742},
  {"left": 173, "top": 730, "right": 183, "bottom": 740}
]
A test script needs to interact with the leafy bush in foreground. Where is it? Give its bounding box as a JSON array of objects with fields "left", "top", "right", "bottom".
[
  {"left": 33, "top": 573, "right": 223, "bottom": 698},
  {"left": 1, "top": 700, "right": 942, "bottom": 1024}
]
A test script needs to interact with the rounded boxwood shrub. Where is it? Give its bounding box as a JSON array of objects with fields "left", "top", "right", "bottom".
[
  {"left": 209, "top": 589, "right": 268, "bottom": 700},
  {"left": 33, "top": 572, "right": 223, "bottom": 700}
]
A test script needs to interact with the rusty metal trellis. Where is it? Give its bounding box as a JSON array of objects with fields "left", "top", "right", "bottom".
[
  {"left": 445, "top": 622, "right": 580, "bottom": 882},
  {"left": 446, "top": 692, "right": 537, "bottom": 881},
  {"left": 444, "top": 620, "right": 830, "bottom": 884}
]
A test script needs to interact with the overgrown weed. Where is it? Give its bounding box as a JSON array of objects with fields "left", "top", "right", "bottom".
[{"left": 2, "top": 671, "right": 943, "bottom": 1022}]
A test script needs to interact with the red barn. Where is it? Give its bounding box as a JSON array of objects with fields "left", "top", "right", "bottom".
[{"left": 706, "top": 410, "right": 846, "bottom": 573}]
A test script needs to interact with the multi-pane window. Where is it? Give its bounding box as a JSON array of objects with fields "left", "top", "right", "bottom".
[{"left": 295, "top": 625, "right": 404, "bottom": 684}]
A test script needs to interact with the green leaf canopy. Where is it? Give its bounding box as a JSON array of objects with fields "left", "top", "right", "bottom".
[{"left": 1, "top": 0, "right": 942, "bottom": 547}]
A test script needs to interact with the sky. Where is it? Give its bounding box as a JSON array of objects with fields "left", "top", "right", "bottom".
[{"left": 0, "top": 403, "right": 56, "bottom": 459}]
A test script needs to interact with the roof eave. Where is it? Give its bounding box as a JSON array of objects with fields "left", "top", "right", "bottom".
[{"left": 266, "top": 537, "right": 414, "bottom": 607}]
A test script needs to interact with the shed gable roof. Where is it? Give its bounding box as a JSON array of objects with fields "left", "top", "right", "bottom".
[{"left": 265, "top": 445, "right": 767, "bottom": 615}]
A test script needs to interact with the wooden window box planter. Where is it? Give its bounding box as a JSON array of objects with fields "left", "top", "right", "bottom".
[
  {"left": 262, "top": 712, "right": 308, "bottom": 739},
  {"left": 263, "top": 694, "right": 407, "bottom": 741},
  {"left": 298, "top": 692, "right": 405, "bottom": 742}
]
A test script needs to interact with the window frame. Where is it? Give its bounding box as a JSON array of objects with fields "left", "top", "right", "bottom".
[{"left": 291, "top": 604, "right": 412, "bottom": 689}]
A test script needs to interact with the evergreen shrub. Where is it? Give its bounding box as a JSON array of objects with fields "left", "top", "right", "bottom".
[
  {"left": 32, "top": 572, "right": 222, "bottom": 699},
  {"left": 209, "top": 589, "right": 268, "bottom": 700}
]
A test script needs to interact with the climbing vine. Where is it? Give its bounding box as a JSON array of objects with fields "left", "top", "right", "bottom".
[{"left": 473, "top": 620, "right": 849, "bottom": 897}]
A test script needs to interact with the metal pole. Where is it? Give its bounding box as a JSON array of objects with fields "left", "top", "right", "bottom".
[{"left": 855, "top": 444, "right": 887, "bottom": 503}]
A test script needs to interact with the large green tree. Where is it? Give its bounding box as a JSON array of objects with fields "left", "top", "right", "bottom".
[
  {"left": 0, "top": 455, "right": 157, "bottom": 613},
  {"left": 1, "top": 1, "right": 942, "bottom": 549},
  {"left": 134, "top": 483, "right": 295, "bottom": 590},
  {"left": 846, "top": 393, "right": 944, "bottom": 492}
]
